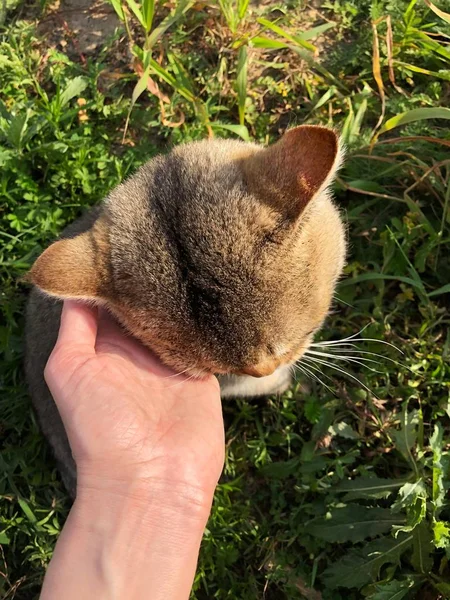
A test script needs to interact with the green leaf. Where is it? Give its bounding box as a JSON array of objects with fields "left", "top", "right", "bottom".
[
  {"left": 367, "top": 578, "right": 415, "bottom": 600},
  {"left": 7, "top": 109, "right": 31, "bottom": 150},
  {"left": 125, "top": 0, "right": 145, "bottom": 28},
  {"left": 391, "top": 406, "right": 418, "bottom": 467},
  {"left": 142, "top": 0, "right": 155, "bottom": 32},
  {"left": 328, "top": 421, "right": 359, "bottom": 440},
  {"left": 411, "top": 521, "right": 433, "bottom": 573},
  {"left": 322, "top": 534, "right": 413, "bottom": 589},
  {"left": 146, "top": 0, "right": 193, "bottom": 49},
  {"left": 294, "top": 21, "right": 335, "bottom": 41},
  {"left": 18, "top": 497, "right": 37, "bottom": 524},
  {"left": 236, "top": 45, "right": 248, "bottom": 126},
  {"left": 251, "top": 36, "right": 287, "bottom": 49},
  {"left": 429, "top": 283, "right": 450, "bottom": 297},
  {"left": 309, "top": 505, "right": 404, "bottom": 544},
  {"left": 433, "top": 520, "right": 450, "bottom": 550},
  {"left": 0, "top": 530, "right": 10, "bottom": 545},
  {"left": 109, "top": 0, "right": 125, "bottom": 20},
  {"left": 257, "top": 17, "right": 316, "bottom": 52},
  {"left": 211, "top": 122, "right": 250, "bottom": 141},
  {"left": 339, "top": 273, "right": 427, "bottom": 291},
  {"left": 334, "top": 476, "right": 406, "bottom": 500},
  {"left": 393, "top": 479, "right": 426, "bottom": 511},
  {"left": 60, "top": 76, "right": 88, "bottom": 107},
  {"left": 304, "top": 397, "right": 322, "bottom": 424},
  {"left": 379, "top": 107, "right": 450, "bottom": 134},
  {"left": 430, "top": 422, "right": 445, "bottom": 512}
]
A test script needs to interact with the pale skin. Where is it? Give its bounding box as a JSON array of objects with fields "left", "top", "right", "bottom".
[{"left": 40, "top": 300, "right": 225, "bottom": 600}]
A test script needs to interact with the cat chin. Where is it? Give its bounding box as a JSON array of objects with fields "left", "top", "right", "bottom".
[{"left": 217, "top": 365, "right": 293, "bottom": 399}]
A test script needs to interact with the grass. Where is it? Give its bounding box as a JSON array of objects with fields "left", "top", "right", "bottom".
[{"left": 0, "top": 0, "right": 449, "bottom": 598}]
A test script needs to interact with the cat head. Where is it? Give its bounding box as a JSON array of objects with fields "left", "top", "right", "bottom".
[{"left": 27, "top": 125, "right": 346, "bottom": 377}]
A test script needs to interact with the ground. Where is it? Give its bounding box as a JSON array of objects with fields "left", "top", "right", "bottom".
[{"left": 0, "top": 0, "right": 450, "bottom": 599}]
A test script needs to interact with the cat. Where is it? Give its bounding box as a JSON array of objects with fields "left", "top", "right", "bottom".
[{"left": 24, "top": 125, "right": 346, "bottom": 497}]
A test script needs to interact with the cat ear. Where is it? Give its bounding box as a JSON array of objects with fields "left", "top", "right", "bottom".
[
  {"left": 25, "top": 220, "right": 110, "bottom": 300},
  {"left": 243, "top": 125, "right": 342, "bottom": 220}
]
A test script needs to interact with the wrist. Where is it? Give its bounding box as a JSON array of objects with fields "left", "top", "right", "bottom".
[
  {"left": 75, "top": 475, "right": 215, "bottom": 523},
  {"left": 42, "top": 476, "right": 214, "bottom": 600}
]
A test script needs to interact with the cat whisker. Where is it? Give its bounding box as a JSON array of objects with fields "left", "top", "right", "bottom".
[
  {"left": 304, "top": 349, "right": 387, "bottom": 374},
  {"left": 312, "top": 336, "right": 403, "bottom": 354},
  {"left": 303, "top": 355, "right": 378, "bottom": 398},
  {"left": 294, "top": 362, "right": 335, "bottom": 395},
  {"left": 164, "top": 366, "right": 195, "bottom": 379},
  {"left": 307, "top": 347, "right": 409, "bottom": 371}
]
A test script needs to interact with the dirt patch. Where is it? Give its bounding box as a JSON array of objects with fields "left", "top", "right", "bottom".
[{"left": 38, "top": 0, "right": 122, "bottom": 58}]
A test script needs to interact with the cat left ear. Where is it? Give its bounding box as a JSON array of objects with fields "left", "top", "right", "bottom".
[
  {"left": 24, "top": 219, "right": 110, "bottom": 300},
  {"left": 242, "top": 125, "right": 343, "bottom": 221}
]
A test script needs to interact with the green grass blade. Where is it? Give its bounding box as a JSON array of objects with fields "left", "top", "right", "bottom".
[
  {"left": 124, "top": 0, "right": 145, "bottom": 28},
  {"left": 109, "top": 0, "right": 125, "bottom": 21},
  {"left": 257, "top": 17, "right": 316, "bottom": 52},
  {"left": 211, "top": 122, "right": 250, "bottom": 141},
  {"left": 146, "top": 0, "right": 194, "bottom": 49},
  {"left": 379, "top": 107, "right": 450, "bottom": 134},
  {"left": 148, "top": 57, "right": 196, "bottom": 103},
  {"left": 236, "top": 45, "right": 248, "bottom": 126},
  {"left": 251, "top": 36, "right": 287, "bottom": 49},
  {"left": 238, "top": 0, "right": 250, "bottom": 21},
  {"left": 142, "top": 0, "right": 155, "bottom": 32},
  {"left": 293, "top": 21, "right": 335, "bottom": 42},
  {"left": 428, "top": 283, "right": 450, "bottom": 297}
]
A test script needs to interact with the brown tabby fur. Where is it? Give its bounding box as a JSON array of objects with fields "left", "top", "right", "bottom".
[{"left": 24, "top": 126, "right": 346, "bottom": 496}]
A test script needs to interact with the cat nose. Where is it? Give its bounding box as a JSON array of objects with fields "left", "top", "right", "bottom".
[{"left": 240, "top": 360, "right": 279, "bottom": 378}]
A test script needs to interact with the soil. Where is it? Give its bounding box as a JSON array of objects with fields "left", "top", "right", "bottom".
[{"left": 37, "top": 0, "right": 122, "bottom": 58}]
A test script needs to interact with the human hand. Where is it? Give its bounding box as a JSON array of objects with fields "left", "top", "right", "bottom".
[{"left": 44, "top": 301, "right": 224, "bottom": 504}]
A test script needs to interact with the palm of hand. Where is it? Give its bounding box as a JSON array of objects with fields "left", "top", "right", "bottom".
[{"left": 45, "top": 302, "right": 224, "bottom": 494}]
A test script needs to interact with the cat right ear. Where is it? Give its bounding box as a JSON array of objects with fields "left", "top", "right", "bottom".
[
  {"left": 24, "top": 220, "right": 110, "bottom": 300},
  {"left": 242, "top": 125, "right": 343, "bottom": 221}
]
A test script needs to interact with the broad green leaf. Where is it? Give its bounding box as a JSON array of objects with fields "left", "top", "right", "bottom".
[
  {"left": 328, "top": 421, "right": 359, "bottom": 440},
  {"left": 391, "top": 406, "right": 418, "bottom": 467},
  {"left": 334, "top": 476, "right": 406, "bottom": 500},
  {"left": 411, "top": 521, "right": 433, "bottom": 573},
  {"left": 368, "top": 578, "right": 415, "bottom": 600},
  {"left": 430, "top": 423, "right": 445, "bottom": 511},
  {"left": 392, "top": 479, "right": 426, "bottom": 511},
  {"left": 309, "top": 505, "right": 404, "bottom": 544},
  {"left": 60, "top": 76, "right": 88, "bottom": 107},
  {"left": 433, "top": 520, "right": 450, "bottom": 550},
  {"left": 322, "top": 534, "right": 413, "bottom": 589},
  {"left": 7, "top": 109, "right": 31, "bottom": 150},
  {"left": 0, "top": 530, "right": 10, "bottom": 544},
  {"left": 429, "top": 283, "right": 450, "bottom": 297},
  {"left": 379, "top": 107, "right": 450, "bottom": 134},
  {"left": 236, "top": 45, "right": 248, "bottom": 126},
  {"left": 211, "top": 122, "right": 250, "bottom": 141}
]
